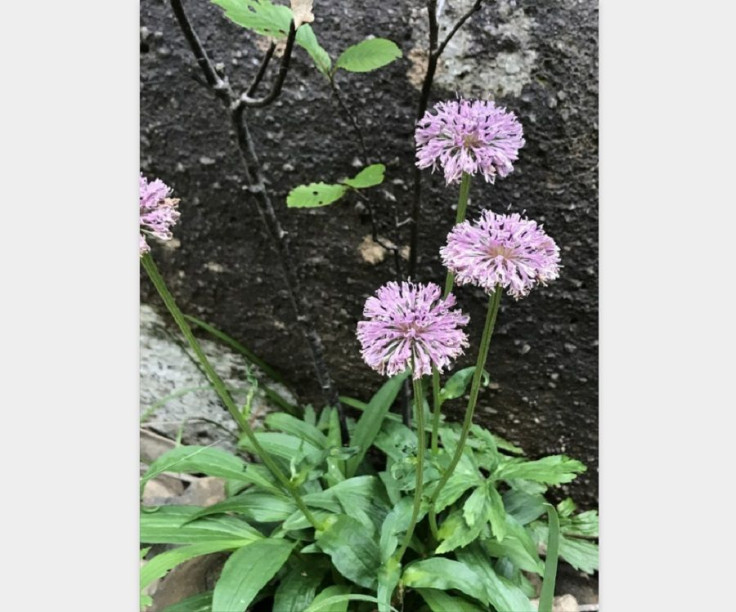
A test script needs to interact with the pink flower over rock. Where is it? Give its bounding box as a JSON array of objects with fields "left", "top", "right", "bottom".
[
  {"left": 357, "top": 282, "right": 469, "bottom": 379},
  {"left": 139, "top": 174, "right": 180, "bottom": 256},
  {"left": 441, "top": 211, "right": 561, "bottom": 299},
  {"left": 415, "top": 99, "right": 525, "bottom": 185}
]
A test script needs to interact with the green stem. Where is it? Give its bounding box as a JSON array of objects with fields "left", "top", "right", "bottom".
[
  {"left": 395, "top": 377, "right": 426, "bottom": 561},
  {"left": 431, "top": 171, "right": 472, "bottom": 455},
  {"left": 428, "top": 287, "right": 502, "bottom": 539},
  {"left": 443, "top": 171, "right": 472, "bottom": 296},
  {"left": 141, "top": 253, "right": 320, "bottom": 529}
]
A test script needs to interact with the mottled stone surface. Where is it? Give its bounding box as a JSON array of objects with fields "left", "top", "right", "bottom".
[{"left": 140, "top": 0, "right": 598, "bottom": 506}]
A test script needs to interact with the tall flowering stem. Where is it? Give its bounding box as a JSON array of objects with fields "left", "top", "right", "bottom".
[
  {"left": 431, "top": 171, "right": 473, "bottom": 455},
  {"left": 428, "top": 288, "right": 502, "bottom": 538},
  {"left": 141, "top": 253, "right": 320, "bottom": 529},
  {"left": 395, "top": 375, "right": 427, "bottom": 562}
]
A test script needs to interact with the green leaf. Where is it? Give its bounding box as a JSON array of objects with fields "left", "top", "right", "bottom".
[
  {"left": 530, "top": 523, "right": 599, "bottom": 574},
  {"left": 502, "top": 489, "right": 547, "bottom": 525},
  {"left": 305, "top": 585, "right": 351, "bottom": 612},
  {"left": 273, "top": 557, "right": 330, "bottom": 612},
  {"left": 287, "top": 182, "right": 348, "bottom": 208},
  {"left": 486, "top": 485, "right": 507, "bottom": 541},
  {"left": 335, "top": 38, "right": 402, "bottom": 73},
  {"left": 430, "top": 469, "right": 481, "bottom": 513},
  {"left": 238, "top": 431, "right": 322, "bottom": 464},
  {"left": 456, "top": 544, "right": 536, "bottom": 612},
  {"left": 562, "top": 509, "right": 599, "bottom": 538},
  {"left": 159, "top": 591, "right": 213, "bottom": 612},
  {"left": 140, "top": 506, "right": 263, "bottom": 544},
  {"left": 346, "top": 372, "right": 409, "bottom": 477},
  {"left": 495, "top": 455, "right": 586, "bottom": 485},
  {"left": 140, "top": 446, "right": 248, "bottom": 490},
  {"left": 440, "top": 367, "right": 489, "bottom": 403},
  {"left": 307, "top": 594, "right": 394, "bottom": 612},
  {"left": 341, "top": 164, "right": 385, "bottom": 189},
  {"left": 212, "top": 0, "right": 291, "bottom": 38},
  {"left": 463, "top": 486, "right": 487, "bottom": 528},
  {"left": 296, "top": 24, "right": 332, "bottom": 75},
  {"left": 484, "top": 515, "right": 544, "bottom": 574},
  {"left": 212, "top": 538, "right": 295, "bottom": 611},
  {"left": 190, "top": 490, "right": 297, "bottom": 524},
  {"left": 539, "top": 504, "right": 560, "bottom": 612},
  {"left": 316, "top": 515, "right": 381, "bottom": 589},
  {"left": 379, "top": 497, "right": 413, "bottom": 562},
  {"left": 266, "top": 412, "right": 329, "bottom": 448},
  {"left": 416, "top": 589, "right": 486, "bottom": 612},
  {"left": 435, "top": 508, "right": 482, "bottom": 554},
  {"left": 377, "top": 556, "right": 401, "bottom": 612},
  {"left": 140, "top": 540, "right": 248, "bottom": 590},
  {"left": 402, "top": 558, "right": 489, "bottom": 606}
]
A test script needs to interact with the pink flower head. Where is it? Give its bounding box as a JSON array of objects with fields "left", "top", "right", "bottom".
[
  {"left": 357, "top": 282, "right": 469, "bottom": 379},
  {"left": 441, "top": 211, "right": 561, "bottom": 299},
  {"left": 415, "top": 99, "right": 525, "bottom": 185},
  {"left": 139, "top": 174, "right": 180, "bottom": 255}
]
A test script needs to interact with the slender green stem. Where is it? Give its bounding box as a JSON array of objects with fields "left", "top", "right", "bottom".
[
  {"left": 443, "top": 171, "right": 472, "bottom": 296},
  {"left": 430, "top": 368, "right": 442, "bottom": 454},
  {"left": 141, "top": 253, "right": 320, "bottom": 529},
  {"left": 539, "top": 504, "right": 561, "bottom": 612},
  {"left": 428, "top": 288, "right": 502, "bottom": 539},
  {"left": 431, "top": 172, "right": 473, "bottom": 455},
  {"left": 395, "top": 377, "right": 426, "bottom": 561}
]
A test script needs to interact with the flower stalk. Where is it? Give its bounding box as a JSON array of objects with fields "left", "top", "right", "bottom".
[
  {"left": 428, "top": 287, "right": 502, "bottom": 538},
  {"left": 395, "top": 376, "right": 427, "bottom": 562},
  {"left": 141, "top": 252, "right": 320, "bottom": 529},
  {"left": 432, "top": 171, "right": 473, "bottom": 454}
]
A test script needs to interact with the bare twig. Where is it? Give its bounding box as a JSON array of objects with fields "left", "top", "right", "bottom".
[
  {"left": 239, "top": 21, "right": 297, "bottom": 108},
  {"left": 407, "top": 0, "right": 485, "bottom": 278},
  {"left": 329, "top": 77, "right": 370, "bottom": 165},
  {"left": 245, "top": 40, "right": 276, "bottom": 98},
  {"left": 167, "top": 0, "right": 348, "bottom": 444}
]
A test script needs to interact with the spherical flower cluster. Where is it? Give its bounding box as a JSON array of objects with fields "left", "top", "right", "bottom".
[
  {"left": 139, "top": 174, "right": 180, "bottom": 256},
  {"left": 415, "top": 99, "right": 525, "bottom": 185},
  {"left": 441, "top": 211, "right": 561, "bottom": 299},
  {"left": 357, "top": 282, "right": 469, "bottom": 379}
]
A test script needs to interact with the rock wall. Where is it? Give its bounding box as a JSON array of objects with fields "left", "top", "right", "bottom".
[{"left": 140, "top": 0, "right": 599, "bottom": 507}]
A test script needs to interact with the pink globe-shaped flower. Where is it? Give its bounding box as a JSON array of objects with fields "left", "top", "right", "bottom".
[
  {"left": 357, "top": 282, "right": 469, "bottom": 379},
  {"left": 139, "top": 174, "right": 180, "bottom": 255},
  {"left": 415, "top": 99, "right": 525, "bottom": 185},
  {"left": 441, "top": 211, "right": 561, "bottom": 299}
]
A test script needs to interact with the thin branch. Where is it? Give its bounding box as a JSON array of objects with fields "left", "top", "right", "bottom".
[
  {"left": 245, "top": 40, "right": 277, "bottom": 98},
  {"left": 434, "top": 0, "right": 484, "bottom": 59},
  {"left": 329, "top": 77, "right": 370, "bottom": 165},
  {"left": 407, "top": 0, "right": 486, "bottom": 278},
  {"left": 170, "top": 0, "right": 230, "bottom": 98},
  {"left": 239, "top": 21, "right": 297, "bottom": 108},
  {"left": 167, "top": 0, "right": 348, "bottom": 444}
]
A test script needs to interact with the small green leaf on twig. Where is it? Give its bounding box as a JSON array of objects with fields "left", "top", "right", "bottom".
[
  {"left": 341, "top": 163, "right": 385, "bottom": 188},
  {"left": 336, "top": 38, "right": 402, "bottom": 73},
  {"left": 287, "top": 183, "right": 348, "bottom": 208}
]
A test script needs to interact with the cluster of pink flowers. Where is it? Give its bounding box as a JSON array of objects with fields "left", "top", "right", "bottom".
[
  {"left": 441, "top": 211, "right": 560, "bottom": 299},
  {"left": 415, "top": 99, "right": 525, "bottom": 185},
  {"left": 358, "top": 98, "right": 561, "bottom": 378},
  {"left": 139, "top": 174, "right": 180, "bottom": 256},
  {"left": 357, "top": 282, "right": 469, "bottom": 379}
]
